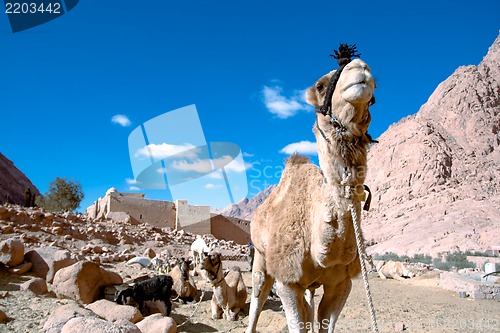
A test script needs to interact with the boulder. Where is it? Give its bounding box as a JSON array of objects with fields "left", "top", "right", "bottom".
[
  {"left": 20, "top": 277, "right": 49, "bottom": 296},
  {"left": 61, "top": 316, "right": 140, "bottom": 333},
  {"left": 85, "top": 299, "right": 143, "bottom": 323},
  {"left": 0, "top": 309, "right": 7, "bottom": 323},
  {"left": 25, "top": 247, "right": 78, "bottom": 283},
  {"left": 0, "top": 238, "right": 24, "bottom": 267},
  {"left": 136, "top": 313, "right": 177, "bottom": 333},
  {"left": 43, "top": 303, "right": 94, "bottom": 333},
  {"left": 9, "top": 261, "right": 32, "bottom": 275},
  {"left": 52, "top": 261, "right": 122, "bottom": 304},
  {"left": 144, "top": 300, "right": 167, "bottom": 316},
  {"left": 143, "top": 248, "right": 156, "bottom": 258}
]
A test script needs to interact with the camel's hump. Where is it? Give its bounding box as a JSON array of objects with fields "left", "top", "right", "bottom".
[{"left": 285, "top": 154, "right": 310, "bottom": 166}]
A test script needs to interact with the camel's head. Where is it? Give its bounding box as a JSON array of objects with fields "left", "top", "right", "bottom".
[
  {"left": 199, "top": 251, "right": 221, "bottom": 273},
  {"left": 306, "top": 45, "right": 375, "bottom": 139},
  {"left": 307, "top": 59, "right": 375, "bottom": 107}
]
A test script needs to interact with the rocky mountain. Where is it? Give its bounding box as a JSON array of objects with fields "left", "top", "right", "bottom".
[
  {"left": 363, "top": 34, "right": 500, "bottom": 256},
  {"left": 0, "top": 153, "right": 40, "bottom": 206},
  {"left": 224, "top": 34, "right": 500, "bottom": 257},
  {"left": 215, "top": 185, "right": 276, "bottom": 220}
]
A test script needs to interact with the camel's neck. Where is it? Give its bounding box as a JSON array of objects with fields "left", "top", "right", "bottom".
[
  {"left": 210, "top": 267, "right": 229, "bottom": 305},
  {"left": 315, "top": 106, "right": 369, "bottom": 193},
  {"left": 208, "top": 263, "right": 226, "bottom": 287}
]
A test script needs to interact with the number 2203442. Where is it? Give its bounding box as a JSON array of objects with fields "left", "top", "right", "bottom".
[{"left": 5, "top": 2, "right": 61, "bottom": 14}]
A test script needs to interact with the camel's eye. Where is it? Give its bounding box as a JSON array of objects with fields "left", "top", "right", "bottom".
[{"left": 316, "top": 84, "right": 324, "bottom": 92}]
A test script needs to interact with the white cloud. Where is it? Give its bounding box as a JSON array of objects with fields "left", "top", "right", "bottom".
[
  {"left": 128, "top": 186, "right": 140, "bottom": 191},
  {"left": 125, "top": 178, "right": 137, "bottom": 185},
  {"left": 224, "top": 157, "right": 252, "bottom": 173},
  {"left": 171, "top": 159, "right": 213, "bottom": 173},
  {"left": 135, "top": 143, "right": 198, "bottom": 159},
  {"left": 156, "top": 167, "right": 167, "bottom": 174},
  {"left": 208, "top": 172, "right": 223, "bottom": 179},
  {"left": 280, "top": 140, "right": 317, "bottom": 155},
  {"left": 242, "top": 152, "right": 254, "bottom": 157},
  {"left": 171, "top": 155, "right": 251, "bottom": 174},
  {"left": 262, "top": 86, "right": 312, "bottom": 118},
  {"left": 111, "top": 114, "right": 131, "bottom": 127},
  {"left": 205, "top": 183, "right": 223, "bottom": 190}
]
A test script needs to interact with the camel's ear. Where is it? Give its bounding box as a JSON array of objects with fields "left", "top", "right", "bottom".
[{"left": 305, "top": 85, "right": 319, "bottom": 106}]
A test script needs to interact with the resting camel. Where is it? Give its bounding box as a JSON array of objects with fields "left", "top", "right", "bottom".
[
  {"left": 246, "top": 44, "right": 376, "bottom": 333},
  {"left": 376, "top": 260, "right": 416, "bottom": 280},
  {"left": 200, "top": 251, "right": 247, "bottom": 321}
]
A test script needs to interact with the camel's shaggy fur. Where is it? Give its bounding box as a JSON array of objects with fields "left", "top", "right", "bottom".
[
  {"left": 246, "top": 58, "right": 375, "bottom": 333},
  {"left": 200, "top": 251, "right": 247, "bottom": 321}
]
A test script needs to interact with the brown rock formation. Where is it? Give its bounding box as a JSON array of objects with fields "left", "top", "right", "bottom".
[
  {"left": 363, "top": 34, "right": 500, "bottom": 256},
  {"left": 0, "top": 153, "right": 40, "bottom": 206}
]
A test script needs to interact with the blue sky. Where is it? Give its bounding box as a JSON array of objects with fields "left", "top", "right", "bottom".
[{"left": 1, "top": 0, "right": 499, "bottom": 211}]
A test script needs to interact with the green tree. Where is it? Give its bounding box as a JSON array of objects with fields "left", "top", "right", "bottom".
[{"left": 36, "top": 177, "right": 84, "bottom": 212}]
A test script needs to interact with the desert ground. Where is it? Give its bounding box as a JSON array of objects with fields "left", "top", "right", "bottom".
[
  {"left": 0, "top": 205, "right": 498, "bottom": 332},
  {"left": 1, "top": 259, "right": 499, "bottom": 333}
]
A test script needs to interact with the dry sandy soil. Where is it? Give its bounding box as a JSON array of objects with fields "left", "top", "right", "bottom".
[{"left": 1, "top": 260, "right": 499, "bottom": 333}]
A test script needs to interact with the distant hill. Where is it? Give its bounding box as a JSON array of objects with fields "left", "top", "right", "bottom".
[
  {"left": 219, "top": 34, "right": 500, "bottom": 257},
  {"left": 215, "top": 185, "right": 276, "bottom": 221},
  {"left": 0, "top": 153, "right": 40, "bottom": 206}
]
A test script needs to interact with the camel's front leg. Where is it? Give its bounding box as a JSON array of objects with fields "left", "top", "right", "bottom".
[
  {"left": 276, "top": 281, "right": 309, "bottom": 333},
  {"left": 317, "top": 278, "right": 352, "bottom": 333},
  {"left": 246, "top": 250, "right": 275, "bottom": 333},
  {"left": 211, "top": 296, "right": 223, "bottom": 319},
  {"left": 227, "top": 307, "right": 241, "bottom": 321},
  {"left": 305, "top": 288, "right": 316, "bottom": 333}
]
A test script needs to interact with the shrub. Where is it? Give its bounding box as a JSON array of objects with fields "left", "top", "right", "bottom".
[
  {"left": 373, "top": 252, "right": 409, "bottom": 262},
  {"left": 433, "top": 251, "right": 476, "bottom": 271},
  {"left": 412, "top": 253, "right": 433, "bottom": 265},
  {"left": 36, "top": 177, "right": 84, "bottom": 212}
]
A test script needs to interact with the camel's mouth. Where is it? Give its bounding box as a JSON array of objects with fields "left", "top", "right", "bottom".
[{"left": 344, "top": 78, "right": 373, "bottom": 90}]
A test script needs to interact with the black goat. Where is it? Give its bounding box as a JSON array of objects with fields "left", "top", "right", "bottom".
[{"left": 114, "top": 275, "right": 174, "bottom": 315}]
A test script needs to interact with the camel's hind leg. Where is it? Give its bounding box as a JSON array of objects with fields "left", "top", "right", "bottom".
[
  {"left": 317, "top": 277, "right": 352, "bottom": 333},
  {"left": 246, "top": 250, "right": 275, "bottom": 333}
]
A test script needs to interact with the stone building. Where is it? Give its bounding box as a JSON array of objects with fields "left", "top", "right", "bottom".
[{"left": 86, "top": 188, "right": 250, "bottom": 244}]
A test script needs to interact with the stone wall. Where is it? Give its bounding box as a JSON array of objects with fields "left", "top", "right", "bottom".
[
  {"left": 175, "top": 200, "right": 210, "bottom": 234},
  {"left": 440, "top": 272, "right": 500, "bottom": 300},
  {"left": 86, "top": 190, "right": 176, "bottom": 229},
  {"left": 210, "top": 214, "right": 250, "bottom": 245},
  {"left": 86, "top": 195, "right": 111, "bottom": 220},
  {"left": 109, "top": 192, "right": 176, "bottom": 229},
  {"left": 86, "top": 190, "right": 253, "bottom": 243}
]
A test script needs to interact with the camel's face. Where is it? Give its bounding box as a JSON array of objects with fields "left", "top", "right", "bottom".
[
  {"left": 306, "top": 59, "right": 375, "bottom": 107},
  {"left": 336, "top": 59, "right": 375, "bottom": 104}
]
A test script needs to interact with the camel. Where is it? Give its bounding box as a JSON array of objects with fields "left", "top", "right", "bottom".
[
  {"left": 376, "top": 260, "right": 416, "bottom": 280},
  {"left": 169, "top": 257, "right": 200, "bottom": 303},
  {"left": 246, "top": 44, "right": 376, "bottom": 333},
  {"left": 191, "top": 235, "right": 212, "bottom": 270},
  {"left": 200, "top": 251, "right": 247, "bottom": 321}
]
